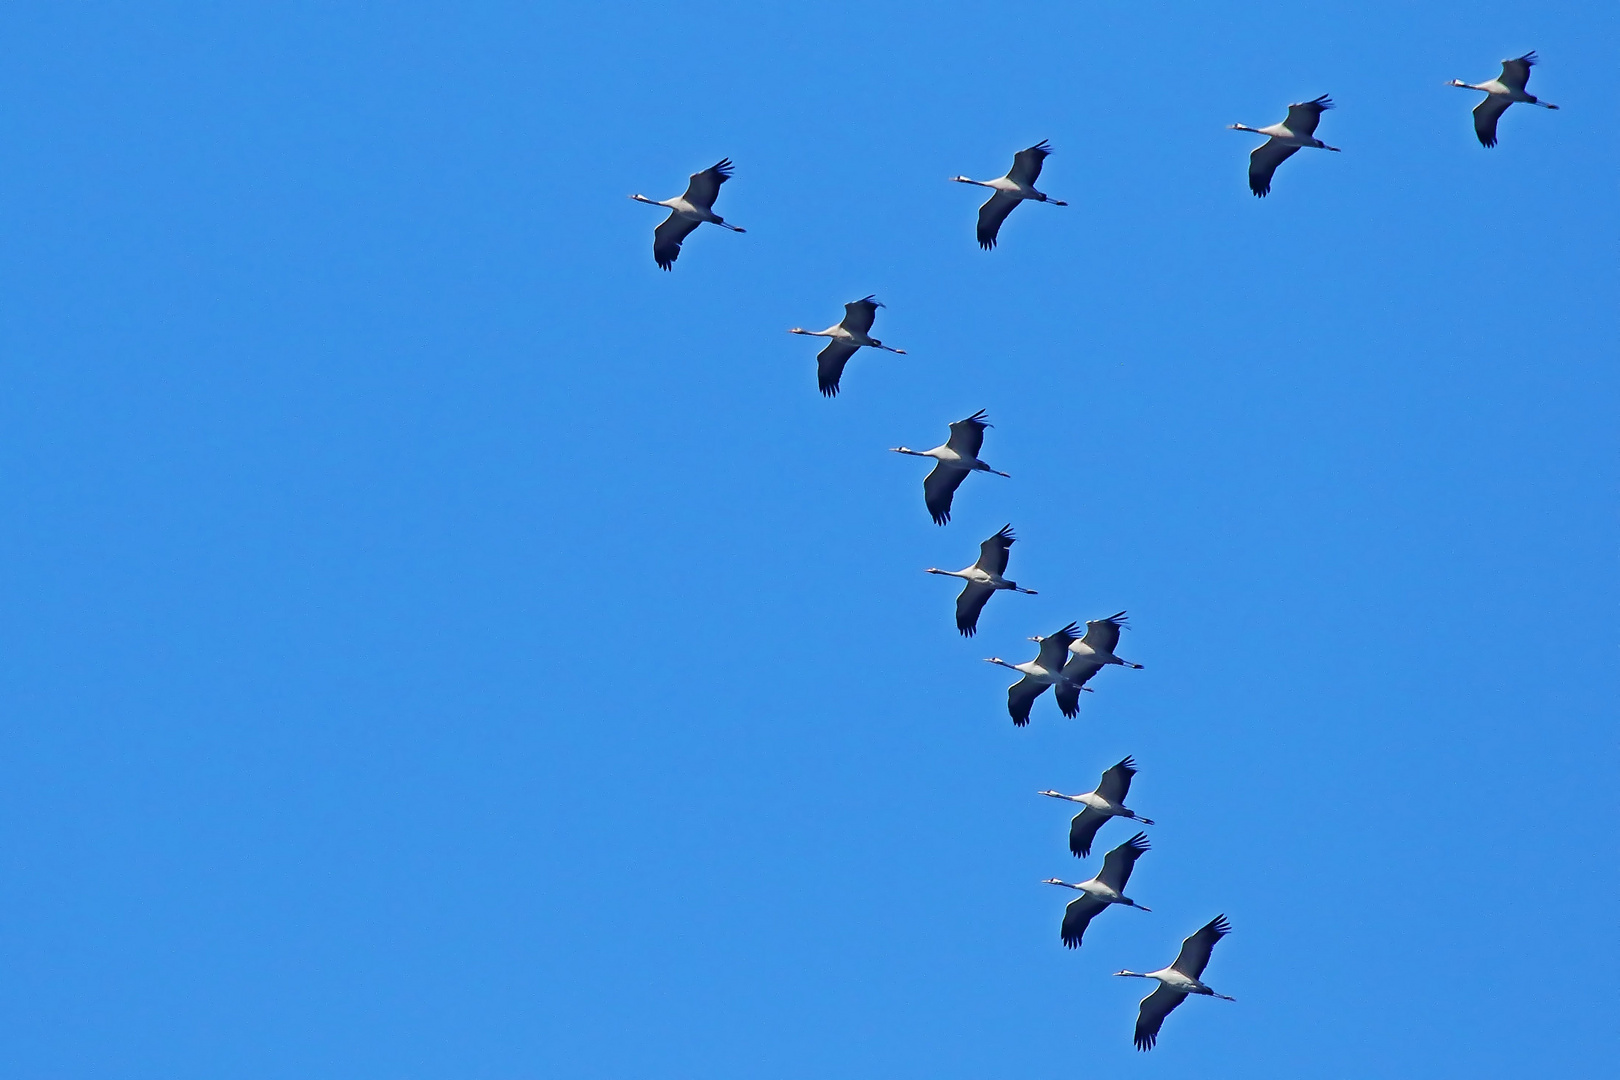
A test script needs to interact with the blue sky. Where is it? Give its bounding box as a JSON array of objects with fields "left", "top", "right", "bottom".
[{"left": 0, "top": 2, "right": 1615, "bottom": 1077}]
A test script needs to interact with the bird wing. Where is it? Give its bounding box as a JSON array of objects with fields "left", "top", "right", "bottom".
[
  {"left": 652, "top": 212, "right": 701, "bottom": 270},
  {"left": 945, "top": 410, "right": 990, "bottom": 458},
  {"left": 955, "top": 581, "right": 995, "bottom": 637},
  {"left": 1499, "top": 52, "right": 1537, "bottom": 93},
  {"left": 1037, "top": 622, "right": 1082, "bottom": 670},
  {"left": 976, "top": 191, "right": 1021, "bottom": 250},
  {"left": 1248, "top": 139, "right": 1300, "bottom": 197},
  {"left": 1170, "top": 914, "right": 1231, "bottom": 980},
  {"left": 681, "top": 158, "right": 733, "bottom": 210},
  {"left": 815, "top": 339, "right": 860, "bottom": 397},
  {"left": 974, "top": 524, "right": 1015, "bottom": 575},
  {"left": 1284, "top": 95, "right": 1333, "bottom": 137},
  {"left": 1095, "top": 756, "right": 1138, "bottom": 804},
  {"left": 1007, "top": 140, "right": 1052, "bottom": 185},
  {"left": 1068, "top": 808, "right": 1108, "bottom": 859},
  {"left": 842, "top": 295, "right": 880, "bottom": 336},
  {"left": 1054, "top": 655, "right": 1101, "bottom": 717},
  {"left": 922, "top": 461, "right": 968, "bottom": 525},
  {"left": 1472, "top": 95, "right": 1511, "bottom": 148},
  {"left": 1060, "top": 894, "right": 1109, "bottom": 949},
  {"left": 1097, "top": 832, "right": 1150, "bottom": 891},
  {"left": 1080, "top": 611, "right": 1127, "bottom": 654},
  {"left": 1007, "top": 674, "right": 1049, "bottom": 727},
  {"left": 1134, "top": 984, "right": 1188, "bottom": 1051}
]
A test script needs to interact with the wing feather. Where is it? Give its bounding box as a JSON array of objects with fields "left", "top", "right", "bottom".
[
  {"left": 1248, "top": 138, "right": 1300, "bottom": 197},
  {"left": 923, "top": 461, "right": 968, "bottom": 525},
  {"left": 1170, "top": 914, "right": 1231, "bottom": 979},
  {"left": 945, "top": 410, "right": 989, "bottom": 458},
  {"left": 976, "top": 191, "right": 1020, "bottom": 250},
  {"left": 1060, "top": 894, "right": 1108, "bottom": 948},
  {"left": 1007, "top": 674, "right": 1048, "bottom": 727},
  {"left": 1134, "top": 984, "right": 1187, "bottom": 1051},
  {"left": 652, "top": 212, "right": 700, "bottom": 270},
  {"left": 1007, "top": 140, "right": 1052, "bottom": 185},
  {"left": 1472, "top": 95, "right": 1511, "bottom": 148},
  {"left": 1095, "top": 756, "right": 1138, "bottom": 803},
  {"left": 975, "top": 524, "right": 1015, "bottom": 575},
  {"left": 1097, "top": 832, "right": 1149, "bottom": 892},
  {"left": 1283, "top": 95, "right": 1333, "bottom": 137},
  {"left": 842, "top": 296, "right": 880, "bottom": 336},
  {"left": 955, "top": 582, "right": 995, "bottom": 637},
  {"left": 816, "top": 340, "right": 860, "bottom": 397},
  {"left": 681, "top": 158, "right": 733, "bottom": 210},
  {"left": 1068, "top": 808, "right": 1108, "bottom": 859}
]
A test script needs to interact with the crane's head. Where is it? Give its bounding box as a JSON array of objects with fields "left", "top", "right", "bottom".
[
  {"left": 1041, "top": 878, "right": 1078, "bottom": 889},
  {"left": 1036, "top": 790, "right": 1067, "bottom": 799}
]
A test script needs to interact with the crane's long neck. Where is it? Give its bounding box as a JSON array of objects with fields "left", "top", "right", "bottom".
[
  {"left": 951, "top": 176, "right": 989, "bottom": 187},
  {"left": 630, "top": 194, "right": 668, "bottom": 206},
  {"left": 926, "top": 568, "right": 969, "bottom": 579},
  {"left": 1229, "top": 123, "right": 1263, "bottom": 134},
  {"left": 1114, "top": 970, "right": 1150, "bottom": 979},
  {"left": 789, "top": 328, "right": 833, "bottom": 338}
]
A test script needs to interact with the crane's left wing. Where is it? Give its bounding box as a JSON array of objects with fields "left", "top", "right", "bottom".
[
  {"left": 1068, "top": 808, "right": 1108, "bottom": 859},
  {"left": 955, "top": 581, "right": 995, "bottom": 637},
  {"left": 1134, "top": 984, "right": 1188, "bottom": 1051},
  {"left": 1248, "top": 138, "right": 1300, "bottom": 197},
  {"left": 653, "top": 212, "right": 701, "bottom": 270},
  {"left": 922, "top": 461, "right": 968, "bottom": 525},
  {"left": 1472, "top": 95, "right": 1511, "bottom": 148},
  {"left": 976, "top": 191, "right": 1020, "bottom": 250},
  {"left": 1060, "top": 894, "right": 1109, "bottom": 949},
  {"left": 816, "top": 340, "right": 860, "bottom": 397}
]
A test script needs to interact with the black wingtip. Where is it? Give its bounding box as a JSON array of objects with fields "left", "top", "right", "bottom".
[
  {"left": 1125, "top": 832, "right": 1150, "bottom": 851},
  {"left": 1118, "top": 755, "right": 1138, "bottom": 771}
]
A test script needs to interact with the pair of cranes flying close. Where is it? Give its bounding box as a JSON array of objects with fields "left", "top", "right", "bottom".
[
  {"left": 620, "top": 49, "right": 1557, "bottom": 1055},
  {"left": 630, "top": 51, "right": 1558, "bottom": 265}
]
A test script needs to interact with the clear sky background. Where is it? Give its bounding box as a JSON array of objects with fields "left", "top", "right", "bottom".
[{"left": 0, "top": 2, "right": 1615, "bottom": 1077}]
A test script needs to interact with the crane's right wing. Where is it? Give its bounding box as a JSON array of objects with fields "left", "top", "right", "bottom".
[
  {"left": 1170, "top": 914, "right": 1231, "bottom": 979},
  {"left": 1097, "top": 832, "right": 1150, "bottom": 891},
  {"left": 1060, "top": 894, "right": 1109, "bottom": 949},
  {"left": 1036, "top": 622, "right": 1082, "bottom": 670},
  {"left": 1134, "top": 984, "right": 1188, "bottom": 1051},
  {"left": 976, "top": 191, "right": 1020, "bottom": 250},
  {"left": 1498, "top": 52, "right": 1537, "bottom": 93},
  {"left": 974, "top": 524, "right": 1015, "bottom": 575},
  {"left": 1080, "top": 611, "right": 1127, "bottom": 654},
  {"left": 955, "top": 581, "right": 995, "bottom": 637},
  {"left": 1007, "top": 673, "right": 1049, "bottom": 727},
  {"left": 1472, "top": 95, "right": 1511, "bottom": 148},
  {"left": 923, "top": 461, "right": 968, "bottom": 525},
  {"left": 1068, "top": 808, "right": 1108, "bottom": 859},
  {"left": 816, "top": 340, "right": 860, "bottom": 397},
  {"left": 945, "top": 410, "right": 990, "bottom": 458},
  {"left": 1007, "top": 140, "right": 1052, "bottom": 185},
  {"left": 682, "top": 158, "right": 733, "bottom": 210},
  {"left": 1283, "top": 95, "right": 1333, "bottom": 137},
  {"left": 842, "top": 295, "right": 880, "bottom": 336},
  {"left": 1248, "top": 138, "right": 1300, "bottom": 197},
  {"left": 1096, "top": 756, "right": 1138, "bottom": 803}
]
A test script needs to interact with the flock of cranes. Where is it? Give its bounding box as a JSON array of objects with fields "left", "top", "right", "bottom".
[{"left": 627, "top": 51, "right": 1558, "bottom": 1054}]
